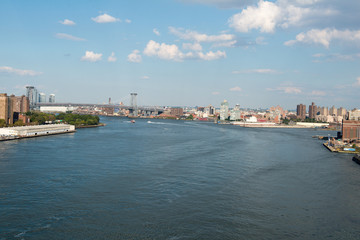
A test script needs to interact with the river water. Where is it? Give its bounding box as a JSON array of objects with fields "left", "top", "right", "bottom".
[{"left": 1, "top": 117, "right": 359, "bottom": 240}]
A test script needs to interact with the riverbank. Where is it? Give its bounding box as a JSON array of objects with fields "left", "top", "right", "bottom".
[{"left": 75, "top": 123, "right": 106, "bottom": 129}]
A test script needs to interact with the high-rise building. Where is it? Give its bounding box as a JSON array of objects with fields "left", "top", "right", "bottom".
[
  {"left": 220, "top": 100, "right": 229, "bottom": 120},
  {"left": 230, "top": 104, "right": 241, "bottom": 121},
  {"left": 49, "top": 94, "right": 55, "bottom": 103},
  {"left": 329, "top": 106, "right": 337, "bottom": 116},
  {"left": 0, "top": 93, "right": 29, "bottom": 124},
  {"left": 337, "top": 107, "right": 347, "bottom": 118},
  {"left": 39, "top": 93, "right": 46, "bottom": 103},
  {"left": 309, "top": 102, "right": 317, "bottom": 119},
  {"left": 205, "top": 105, "right": 215, "bottom": 115},
  {"left": 26, "top": 86, "right": 38, "bottom": 107},
  {"left": 320, "top": 107, "right": 329, "bottom": 116},
  {"left": 347, "top": 109, "right": 360, "bottom": 121},
  {"left": 296, "top": 104, "right": 306, "bottom": 120}
]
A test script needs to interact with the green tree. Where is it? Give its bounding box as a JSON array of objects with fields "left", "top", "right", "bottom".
[{"left": 0, "top": 119, "right": 6, "bottom": 127}]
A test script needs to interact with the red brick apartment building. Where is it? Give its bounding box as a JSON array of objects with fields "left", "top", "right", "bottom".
[{"left": 342, "top": 120, "right": 360, "bottom": 142}]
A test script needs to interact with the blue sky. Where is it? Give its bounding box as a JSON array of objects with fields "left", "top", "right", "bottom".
[{"left": 1, "top": 0, "right": 359, "bottom": 109}]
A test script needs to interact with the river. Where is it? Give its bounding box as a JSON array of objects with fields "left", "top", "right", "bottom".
[{"left": 1, "top": 117, "right": 359, "bottom": 239}]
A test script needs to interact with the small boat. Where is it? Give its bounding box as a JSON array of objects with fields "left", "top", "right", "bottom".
[{"left": 131, "top": 120, "right": 135, "bottom": 123}]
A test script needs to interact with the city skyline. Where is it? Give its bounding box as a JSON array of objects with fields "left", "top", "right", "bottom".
[{"left": 1, "top": 0, "right": 360, "bottom": 109}]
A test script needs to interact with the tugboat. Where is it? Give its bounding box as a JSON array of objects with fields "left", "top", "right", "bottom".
[{"left": 353, "top": 154, "right": 360, "bottom": 165}]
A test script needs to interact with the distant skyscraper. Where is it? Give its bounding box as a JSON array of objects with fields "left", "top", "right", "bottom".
[
  {"left": 26, "top": 86, "right": 38, "bottom": 107},
  {"left": 220, "top": 100, "right": 229, "bottom": 120},
  {"left": 49, "top": 94, "right": 55, "bottom": 103},
  {"left": 230, "top": 104, "right": 241, "bottom": 121},
  {"left": 296, "top": 104, "right": 306, "bottom": 120},
  {"left": 39, "top": 93, "right": 46, "bottom": 103},
  {"left": 320, "top": 107, "right": 328, "bottom": 116},
  {"left": 337, "top": 107, "right": 347, "bottom": 118},
  {"left": 329, "top": 106, "right": 337, "bottom": 116},
  {"left": 309, "top": 102, "right": 317, "bottom": 119}
]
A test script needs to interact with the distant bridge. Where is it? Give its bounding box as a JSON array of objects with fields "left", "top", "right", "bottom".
[{"left": 36, "top": 103, "right": 165, "bottom": 115}]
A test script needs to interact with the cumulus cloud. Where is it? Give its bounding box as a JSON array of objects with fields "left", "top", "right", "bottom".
[
  {"left": 55, "top": 33, "right": 85, "bottom": 41},
  {"left": 143, "top": 40, "right": 187, "bottom": 61},
  {"left": 127, "top": 50, "right": 142, "bottom": 63},
  {"left": 197, "top": 51, "right": 226, "bottom": 60},
  {"left": 230, "top": 86, "right": 242, "bottom": 91},
  {"left": 0, "top": 66, "right": 42, "bottom": 76},
  {"left": 182, "top": 42, "right": 202, "bottom": 51},
  {"left": 232, "top": 68, "right": 280, "bottom": 74},
  {"left": 125, "top": 19, "right": 131, "bottom": 23},
  {"left": 267, "top": 86, "right": 302, "bottom": 94},
  {"left": 143, "top": 40, "right": 226, "bottom": 61},
  {"left": 91, "top": 13, "right": 120, "bottom": 23},
  {"left": 153, "top": 28, "right": 160, "bottom": 36},
  {"left": 229, "top": 0, "right": 336, "bottom": 33},
  {"left": 81, "top": 51, "right": 102, "bottom": 62},
  {"left": 169, "top": 27, "right": 235, "bottom": 43},
  {"left": 59, "top": 19, "right": 75, "bottom": 25},
  {"left": 284, "top": 28, "right": 360, "bottom": 48},
  {"left": 108, "top": 52, "right": 117, "bottom": 62}
]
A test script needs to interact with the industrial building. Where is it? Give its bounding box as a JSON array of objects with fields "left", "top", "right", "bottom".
[
  {"left": 342, "top": 120, "right": 360, "bottom": 142},
  {"left": 0, "top": 124, "right": 75, "bottom": 137}
]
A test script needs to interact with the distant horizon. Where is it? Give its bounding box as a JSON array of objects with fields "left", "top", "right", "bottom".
[{"left": 1, "top": 1, "right": 360, "bottom": 109}]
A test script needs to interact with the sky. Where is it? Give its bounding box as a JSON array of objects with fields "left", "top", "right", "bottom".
[{"left": 0, "top": 0, "right": 360, "bottom": 109}]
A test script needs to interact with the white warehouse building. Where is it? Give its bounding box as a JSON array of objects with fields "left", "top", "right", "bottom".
[{"left": 0, "top": 124, "right": 75, "bottom": 137}]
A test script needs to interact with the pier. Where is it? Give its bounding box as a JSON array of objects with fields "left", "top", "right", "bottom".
[{"left": 0, "top": 124, "right": 75, "bottom": 141}]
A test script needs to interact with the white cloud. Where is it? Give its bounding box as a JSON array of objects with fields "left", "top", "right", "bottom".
[
  {"left": 91, "top": 13, "right": 120, "bottom": 23},
  {"left": 354, "top": 77, "right": 360, "bottom": 87},
  {"left": 230, "top": 86, "right": 242, "bottom": 91},
  {"left": 285, "top": 28, "right": 360, "bottom": 48},
  {"left": 182, "top": 42, "right": 202, "bottom": 51},
  {"left": 127, "top": 50, "right": 142, "bottom": 63},
  {"left": 141, "top": 76, "right": 150, "bottom": 79},
  {"left": 81, "top": 51, "right": 102, "bottom": 62},
  {"left": 310, "top": 90, "right": 326, "bottom": 96},
  {"left": 59, "top": 19, "right": 75, "bottom": 25},
  {"left": 125, "top": 19, "right": 131, "bottom": 23},
  {"left": 0, "top": 66, "right": 42, "bottom": 76},
  {"left": 143, "top": 40, "right": 189, "bottom": 61},
  {"left": 212, "top": 91, "right": 220, "bottom": 95},
  {"left": 197, "top": 51, "right": 226, "bottom": 60},
  {"left": 143, "top": 40, "right": 226, "bottom": 61},
  {"left": 312, "top": 52, "right": 360, "bottom": 62},
  {"left": 169, "top": 27, "right": 235, "bottom": 43},
  {"left": 153, "top": 28, "right": 160, "bottom": 36},
  {"left": 233, "top": 68, "right": 279, "bottom": 74},
  {"left": 229, "top": 0, "right": 336, "bottom": 33},
  {"left": 267, "top": 86, "right": 302, "bottom": 94},
  {"left": 55, "top": 33, "right": 85, "bottom": 41},
  {"left": 107, "top": 52, "right": 117, "bottom": 62},
  {"left": 229, "top": 0, "right": 281, "bottom": 33}
]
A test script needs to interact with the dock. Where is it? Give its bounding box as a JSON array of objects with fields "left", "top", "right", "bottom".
[{"left": 323, "top": 142, "right": 360, "bottom": 154}]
